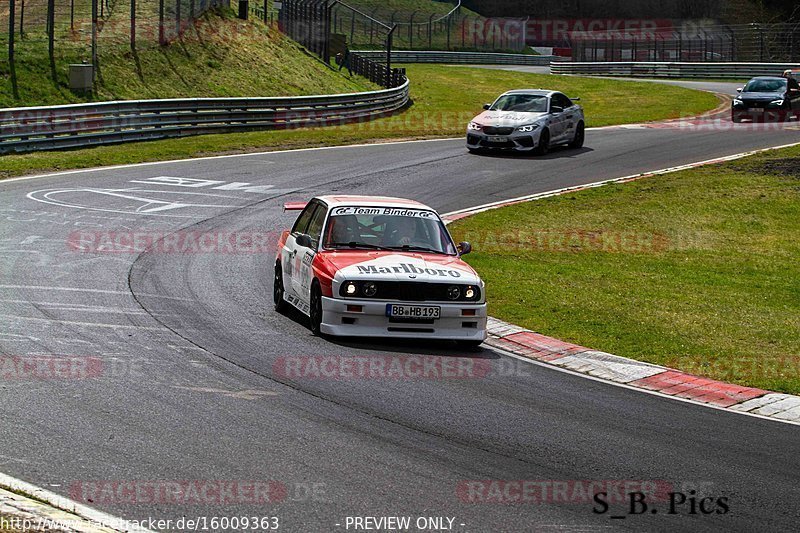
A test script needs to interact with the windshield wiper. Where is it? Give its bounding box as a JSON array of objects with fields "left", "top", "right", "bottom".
[
  {"left": 386, "top": 244, "right": 446, "bottom": 254},
  {"left": 329, "top": 241, "right": 395, "bottom": 251}
]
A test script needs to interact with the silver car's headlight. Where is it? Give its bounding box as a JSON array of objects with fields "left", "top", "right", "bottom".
[
  {"left": 468, "top": 122, "right": 483, "bottom": 131},
  {"left": 517, "top": 124, "right": 539, "bottom": 132}
]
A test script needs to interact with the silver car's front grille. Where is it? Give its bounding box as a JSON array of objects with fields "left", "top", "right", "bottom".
[{"left": 483, "top": 126, "right": 514, "bottom": 135}]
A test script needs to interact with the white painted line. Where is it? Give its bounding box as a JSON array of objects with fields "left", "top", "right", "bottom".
[
  {"left": 446, "top": 145, "right": 800, "bottom": 426},
  {"left": 490, "top": 345, "right": 800, "bottom": 428},
  {"left": 0, "top": 472, "right": 155, "bottom": 533},
  {"left": 0, "top": 137, "right": 463, "bottom": 184},
  {"left": 0, "top": 285, "right": 192, "bottom": 301},
  {"left": 442, "top": 140, "right": 800, "bottom": 219},
  {"left": 0, "top": 314, "right": 164, "bottom": 331}
]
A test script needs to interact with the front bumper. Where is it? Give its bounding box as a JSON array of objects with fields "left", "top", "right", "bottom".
[
  {"left": 320, "top": 296, "right": 488, "bottom": 340},
  {"left": 466, "top": 128, "right": 542, "bottom": 151}
]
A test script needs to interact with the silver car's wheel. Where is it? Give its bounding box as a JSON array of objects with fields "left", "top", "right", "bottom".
[
  {"left": 533, "top": 128, "right": 550, "bottom": 156},
  {"left": 569, "top": 122, "right": 585, "bottom": 149}
]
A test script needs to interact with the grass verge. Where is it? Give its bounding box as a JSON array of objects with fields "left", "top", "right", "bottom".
[
  {"left": 449, "top": 145, "right": 800, "bottom": 394},
  {"left": 0, "top": 64, "right": 718, "bottom": 179},
  {"left": 0, "top": 9, "right": 376, "bottom": 107}
]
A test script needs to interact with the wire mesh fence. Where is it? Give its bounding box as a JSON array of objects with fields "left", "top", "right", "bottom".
[{"left": 572, "top": 23, "right": 800, "bottom": 62}]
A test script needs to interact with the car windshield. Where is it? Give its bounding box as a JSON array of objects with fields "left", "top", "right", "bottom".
[
  {"left": 323, "top": 207, "right": 457, "bottom": 255},
  {"left": 744, "top": 79, "right": 786, "bottom": 92},
  {"left": 490, "top": 94, "right": 548, "bottom": 113}
]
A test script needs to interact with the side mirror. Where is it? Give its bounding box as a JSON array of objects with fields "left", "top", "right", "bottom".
[
  {"left": 458, "top": 241, "right": 472, "bottom": 256},
  {"left": 483, "top": 103, "right": 492, "bottom": 110},
  {"left": 570, "top": 97, "right": 581, "bottom": 101},
  {"left": 736, "top": 88, "right": 742, "bottom": 93},
  {"left": 550, "top": 106, "right": 563, "bottom": 113},
  {"left": 295, "top": 234, "right": 313, "bottom": 248}
]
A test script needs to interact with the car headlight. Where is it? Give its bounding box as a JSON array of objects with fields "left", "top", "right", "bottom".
[
  {"left": 517, "top": 124, "right": 539, "bottom": 132},
  {"left": 732, "top": 98, "right": 743, "bottom": 106},
  {"left": 363, "top": 281, "right": 378, "bottom": 297},
  {"left": 343, "top": 281, "right": 358, "bottom": 296},
  {"left": 468, "top": 122, "right": 483, "bottom": 131},
  {"left": 446, "top": 285, "right": 461, "bottom": 300},
  {"left": 464, "top": 286, "right": 476, "bottom": 300},
  {"left": 769, "top": 99, "right": 785, "bottom": 106}
]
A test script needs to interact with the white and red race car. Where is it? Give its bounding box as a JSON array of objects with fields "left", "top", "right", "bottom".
[{"left": 274, "top": 196, "right": 487, "bottom": 347}]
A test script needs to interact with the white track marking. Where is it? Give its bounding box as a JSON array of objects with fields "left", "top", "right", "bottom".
[
  {"left": 0, "top": 285, "right": 191, "bottom": 301},
  {"left": 0, "top": 314, "right": 164, "bottom": 330},
  {"left": 0, "top": 472, "right": 155, "bottom": 533},
  {"left": 492, "top": 346, "right": 800, "bottom": 428},
  {"left": 443, "top": 141, "right": 800, "bottom": 219}
]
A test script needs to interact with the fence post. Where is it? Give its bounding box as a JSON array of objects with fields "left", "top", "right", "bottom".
[
  {"left": 159, "top": 0, "right": 165, "bottom": 44},
  {"left": 8, "top": 0, "right": 19, "bottom": 99},
  {"left": 131, "top": 0, "right": 136, "bottom": 50},
  {"left": 176, "top": 0, "right": 182, "bottom": 37},
  {"left": 47, "top": 0, "right": 56, "bottom": 83},
  {"left": 20, "top": 0, "right": 25, "bottom": 38},
  {"left": 387, "top": 24, "right": 396, "bottom": 88},
  {"left": 70, "top": 0, "right": 75, "bottom": 33},
  {"left": 446, "top": 12, "right": 451, "bottom": 50},
  {"left": 91, "top": 0, "right": 98, "bottom": 84}
]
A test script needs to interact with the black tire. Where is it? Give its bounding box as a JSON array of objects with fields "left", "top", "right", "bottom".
[
  {"left": 309, "top": 281, "right": 323, "bottom": 336},
  {"left": 569, "top": 121, "right": 585, "bottom": 149},
  {"left": 467, "top": 147, "right": 482, "bottom": 154},
  {"left": 533, "top": 128, "right": 550, "bottom": 156},
  {"left": 273, "top": 261, "right": 288, "bottom": 313},
  {"left": 731, "top": 112, "right": 742, "bottom": 123}
]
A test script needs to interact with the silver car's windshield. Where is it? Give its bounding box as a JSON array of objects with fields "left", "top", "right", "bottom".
[
  {"left": 491, "top": 94, "right": 548, "bottom": 113},
  {"left": 744, "top": 79, "right": 786, "bottom": 92},
  {"left": 323, "top": 207, "right": 457, "bottom": 255}
]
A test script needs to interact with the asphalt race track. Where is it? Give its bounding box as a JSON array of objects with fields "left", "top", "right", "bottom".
[{"left": 2, "top": 97, "right": 800, "bottom": 532}]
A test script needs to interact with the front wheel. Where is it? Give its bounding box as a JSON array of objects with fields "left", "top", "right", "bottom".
[
  {"left": 309, "top": 282, "right": 323, "bottom": 336},
  {"left": 273, "top": 262, "right": 288, "bottom": 313},
  {"left": 533, "top": 128, "right": 550, "bottom": 156},
  {"left": 569, "top": 121, "right": 585, "bottom": 149}
]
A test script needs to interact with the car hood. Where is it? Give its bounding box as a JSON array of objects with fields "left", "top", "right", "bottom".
[
  {"left": 473, "top": 110, "right": 547, "bottom": 127},
  {"left": 739, "top": 91, "right": 784, "bottom": 100},
  {"left": 321, "top": 251, "right": 481, "bottom": 284}
]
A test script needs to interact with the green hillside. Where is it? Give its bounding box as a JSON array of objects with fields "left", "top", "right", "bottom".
[{"left": 0, "top": 8, "right": 377, "bottom": 108}]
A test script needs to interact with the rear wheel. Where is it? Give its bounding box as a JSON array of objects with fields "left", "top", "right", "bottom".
[
  {"left": 533, "top": 128, "right": 550, "bottom": 156},
  {"left": 273, "top": 262, "right": 287, "bottom": 313},
  {"left": 569, "top": 121, "right": 585, "bottom": 149},
  {"left": 309, "top": 281, "right": 323, "bottom": 336}
]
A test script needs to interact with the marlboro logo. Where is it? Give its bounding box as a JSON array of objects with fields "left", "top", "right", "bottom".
[{"left": 355, "top": 263, "right": 462, "bottom": 278}]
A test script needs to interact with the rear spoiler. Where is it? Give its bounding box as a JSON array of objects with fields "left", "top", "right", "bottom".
[{"left": 283, "top": 202, "right": 307, "bottom": 212}]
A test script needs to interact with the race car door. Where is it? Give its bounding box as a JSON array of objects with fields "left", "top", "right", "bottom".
[
  {"left": 556, "top": 93, "right": 579, "bottom": 142},
  {"left": 548, "top": 93, "right": 572, "bottom": 142},
  {"left": 291, "top": 202, "right": 326, "bottom": 314},
  {"left": 282, "top": 202, "right": 317, "bottom": 310}
]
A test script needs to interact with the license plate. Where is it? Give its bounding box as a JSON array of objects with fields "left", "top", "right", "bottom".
[
  {"left": 386, "top": 304, "right": 441, "bottom": 319},
  {"left": 487, "top": 136, "right": 507, "bottom": 142},
  {"left": 750, "top": 108, "right": 764, "bottom": 113}
]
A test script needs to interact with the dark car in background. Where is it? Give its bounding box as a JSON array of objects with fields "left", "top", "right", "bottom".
[{"left": 732, "top": 76, "right": 800, "bottom": 122}]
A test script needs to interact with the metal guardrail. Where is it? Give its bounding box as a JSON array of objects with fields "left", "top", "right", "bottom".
[
  {"left": 0, "top": 80, "right": 410, "bottom": 154},
  {"left": 355, "top": 50, "right": 565, "bottom": 65},
  {"left": 550, "top": 62, "right": 800, "bottom": 79}
]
